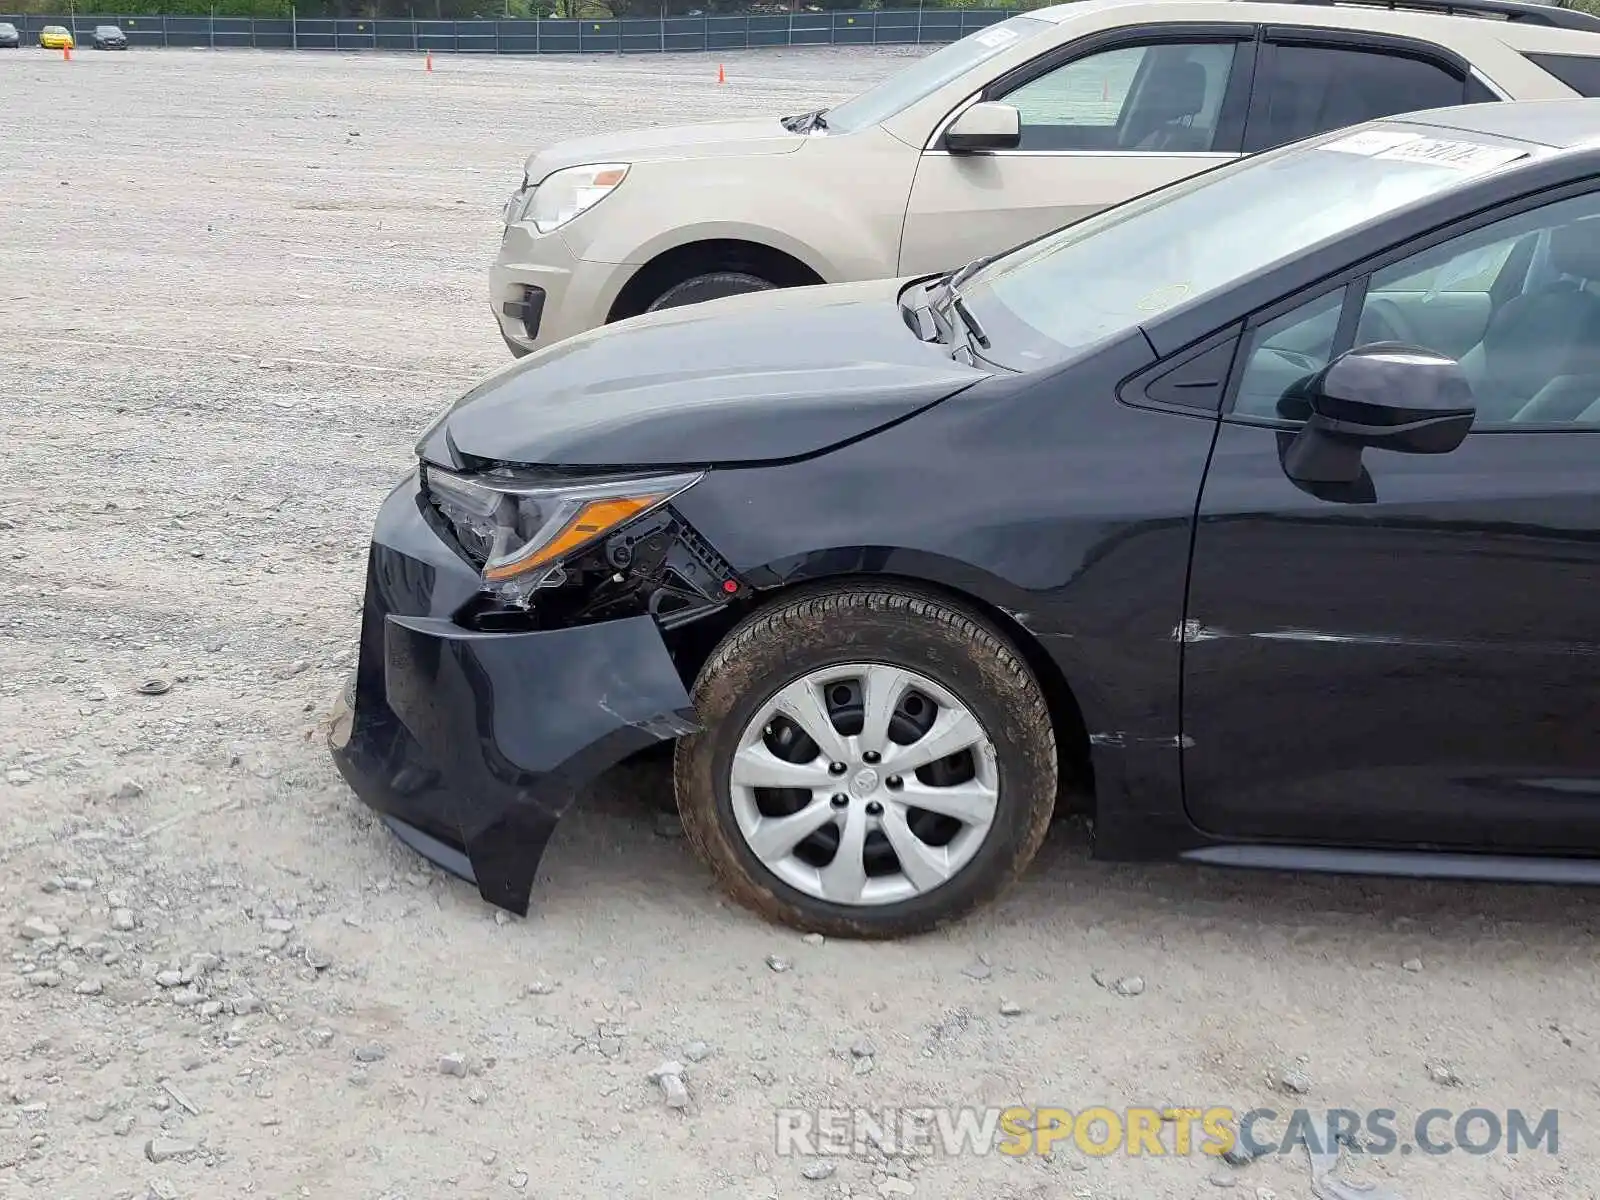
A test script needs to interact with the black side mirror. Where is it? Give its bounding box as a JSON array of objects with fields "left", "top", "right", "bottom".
[
  {"left": 1282, "top": 343, "right": 1476, "bottom": 486},
  {"left": 945, "top": 102, "right": 1022, "bottom": 153}
]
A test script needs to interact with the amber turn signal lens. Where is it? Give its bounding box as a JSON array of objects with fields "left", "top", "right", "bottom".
[{"left": 482, "top": 493, "right": 665, "bottom": 582}]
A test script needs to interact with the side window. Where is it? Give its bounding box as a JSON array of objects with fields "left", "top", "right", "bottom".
[
  {"left": 1526, "top": 53, "right": 1600, "bottom": 98},
  {"left": 1245, "top": 43, "right": 1469, "bottom": 153},
  {"left": 1231, "top": 192, "right": 1600, "bottom": 428},
  {"left": 1000, "top": 41, "right": 1242, "bottom": 153}
]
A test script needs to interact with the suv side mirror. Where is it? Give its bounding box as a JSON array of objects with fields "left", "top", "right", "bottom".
[
  {"left": 1282, "top": 343, "right": 1476, "bottom": 486},
  {"left": 945, "top": 102, "right": 1021, "bottom": 153}
]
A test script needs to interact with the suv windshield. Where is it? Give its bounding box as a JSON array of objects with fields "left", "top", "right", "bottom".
[
  {"left": 822, "top": 15, "right": 1053, "bottom": 135},
  {"left": 964, "top": 126, "right": 1537, "bottom": 355}
]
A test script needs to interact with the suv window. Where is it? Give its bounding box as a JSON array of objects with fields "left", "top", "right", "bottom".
[
  {"left": 999, "top": 41, "right": 1243, "bottom": 153},
  {"left": 1231, "top": 192, "right": 1600, "bottom": 427},
  {"left": 821, "top": 14, "right": 1056, "bottom": 136},
  {"left": 1245, "top": 43, "right": 1469, "bottom": 153},
  {"left": 1526, "top": 52, "right": 1600, "bottom": 98}
]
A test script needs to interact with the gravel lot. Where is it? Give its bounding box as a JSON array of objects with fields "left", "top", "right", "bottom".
[{"left": 2, "top": 45, "right": 1598, "bottom": 1200}]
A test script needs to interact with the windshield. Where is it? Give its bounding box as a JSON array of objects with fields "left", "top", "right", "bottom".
[
  {"left": 964, "top": 127, "right": 1536, "bottom": 355},
  {"left": 822, "top": 15, "right": 1054, "bottom": 135}
]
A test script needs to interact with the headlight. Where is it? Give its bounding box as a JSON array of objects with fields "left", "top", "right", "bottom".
[
  {"left": 517, "top": 163, "right": 630, "bottom": 235},
  {"left": 422, "top": 465, "right": 701, "bottom": 595},
  {"left": 502, "top": 187, "right": 529, "bottom": 226}
]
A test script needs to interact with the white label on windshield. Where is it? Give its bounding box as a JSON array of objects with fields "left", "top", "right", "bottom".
[
  {"left": 974, "top": 26, "right": 1019, "bottom": 48},
  {"left": 1372, "top": 137, "right": 1528, "bottom": 171},
  {"left": 1321, "top": 130, "right": 1422, "bottom": 157}
]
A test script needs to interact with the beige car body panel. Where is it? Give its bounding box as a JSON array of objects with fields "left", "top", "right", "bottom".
[{"left": 491, "top": 0, "right": 1596, "bottom": 355}]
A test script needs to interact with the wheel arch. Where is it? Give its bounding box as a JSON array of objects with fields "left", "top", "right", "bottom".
[
  {"left": 607, "top": 237, "right": 827, "bottom": 324},
  {"left": 665, "top": 555, "right": 1101, "bottom": 816}
]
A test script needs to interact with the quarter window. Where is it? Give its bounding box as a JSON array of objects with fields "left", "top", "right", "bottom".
[
  {"left": 1000, "top": 41, "right": 1242, "bottom": 153},
  {"left": 1526, "top": 52, "right": 1600, "bottom": 98},
  {"left": 1245, "top": 44, "right": 1470, "bottom": 153}
]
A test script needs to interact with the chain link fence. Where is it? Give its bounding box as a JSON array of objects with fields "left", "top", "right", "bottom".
[{"left": 0, "top": 7, "right": 1016, "bottom": 50}]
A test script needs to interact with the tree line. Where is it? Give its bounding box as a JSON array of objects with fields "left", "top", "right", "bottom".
[{"left": 3, "top": 0, "right": 1024, "bottom": 16}]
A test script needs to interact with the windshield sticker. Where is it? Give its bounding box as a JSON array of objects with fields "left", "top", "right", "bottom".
[
  {"left": 1372, "top": 138, "right": 1529, "bottom": 171},
  {"left": 1135, "top": 282, "right": 1193, "bottom": 313},
  {"left": 974, "top": 26, "right": 1019, "bottom": 49},
  {"left": 1321, "top": 130, "right": 1423, "bottom": 157}
]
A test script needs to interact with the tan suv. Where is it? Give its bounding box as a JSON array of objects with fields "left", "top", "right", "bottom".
[{"left": 491, "top": 0, "right": 1600, "bottom": 357}]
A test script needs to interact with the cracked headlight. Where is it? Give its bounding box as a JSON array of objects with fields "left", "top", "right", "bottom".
[
  {"left": 515, "top": 163, "right": 630, "bottom": 235},
  {"left": 423, "top": 465, "right": 701, "bottom": 597}
]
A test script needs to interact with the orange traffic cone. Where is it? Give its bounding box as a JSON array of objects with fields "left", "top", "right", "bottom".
[
  {"left": 717, "top": 62, "right": 725, "bottom": 84},
  {"left": 62, "top": 43, "right": 71, "bottom": 61},
  {"left": 425, "top": 50, "right": 433, "bottom": 72}
]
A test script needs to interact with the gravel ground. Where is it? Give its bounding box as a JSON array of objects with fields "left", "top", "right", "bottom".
[{"left": 2, "top": 45, "right": 1598, "bottom": 1200}]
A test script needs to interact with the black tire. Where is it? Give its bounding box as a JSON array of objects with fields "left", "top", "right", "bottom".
[
  {"left": 673, "top": 585, "right": 1058, "bottom": 939},
  {"left": 644, "top": 271, "right": 776, "bottom": 314}
]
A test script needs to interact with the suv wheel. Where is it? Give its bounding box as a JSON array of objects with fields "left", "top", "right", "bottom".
[
  {"left": 645, "top": 271, "right": 775, "bottom": 313},
  {"left": 674, "top": 586, "right": 1058, "bottom": 939}
]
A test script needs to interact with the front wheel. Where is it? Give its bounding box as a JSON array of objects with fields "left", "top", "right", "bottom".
[
  {"left": 644, "top": 271, "right": 776, "bottom": 314},
  {"left": 674, "top": 586, "right": 1058, "bottom": 939}
]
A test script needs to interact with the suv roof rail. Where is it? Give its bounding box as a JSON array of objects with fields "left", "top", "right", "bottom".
[{"left": 1270, "top": 0, "right": 1600, "bottom": 33}]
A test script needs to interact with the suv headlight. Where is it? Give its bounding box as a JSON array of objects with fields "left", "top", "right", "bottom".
[
  {"left": 512, "top": 163, "right": 630, "bottom": 235},
  {"left": 422, "top": 465, "right": 701, "bottom": 597}
]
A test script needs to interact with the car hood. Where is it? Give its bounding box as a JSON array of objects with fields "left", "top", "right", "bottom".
[
  {"left": 418, "top": 278, "right": 990, "bottom": 469},
  {"left": 522, "top": 119, "right": 803, "bottom": 183}
]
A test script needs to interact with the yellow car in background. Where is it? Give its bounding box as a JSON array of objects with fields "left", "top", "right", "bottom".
[{"left": 38, "top": 25, "right": 75, "bottom": 49}]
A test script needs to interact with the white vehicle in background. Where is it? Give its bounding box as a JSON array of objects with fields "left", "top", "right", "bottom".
[{"left": 490, "top": 0, "right": 1600, "bottom": 357}]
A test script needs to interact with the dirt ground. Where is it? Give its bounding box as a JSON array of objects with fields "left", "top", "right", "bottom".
[{"left": 1, "top": 44, "right": 1597, "bottom": 1200}]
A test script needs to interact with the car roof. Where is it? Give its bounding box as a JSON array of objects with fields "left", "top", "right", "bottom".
[
  {"left": 1393, "top": 97, "right": 1600, "bottom": 148},
  {"left": 1027, "top": 0, "right": 1600, "bottom": 49}
]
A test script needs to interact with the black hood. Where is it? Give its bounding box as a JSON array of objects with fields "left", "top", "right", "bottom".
[{"left": 417, "top": 278, "right": 990, "bottom": 470}]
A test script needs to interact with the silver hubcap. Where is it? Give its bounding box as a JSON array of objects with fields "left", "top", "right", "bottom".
[{"left": 728, "top": 662, "right": 1000, "bottom": 907}]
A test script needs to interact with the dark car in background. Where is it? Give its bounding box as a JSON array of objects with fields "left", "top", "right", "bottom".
[
  {"left": 92, "top": 24, "right": 127, "bottom": 49},
  {"left": 0, "top": 22, "right": 21, "bottom": 47},
  {"left": 332, "top": 99, "right": 1600, "bottom": 939}
]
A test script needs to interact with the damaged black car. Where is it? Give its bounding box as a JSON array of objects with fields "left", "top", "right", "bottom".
[{"left": 332, "top": 101, "right": 1600, "bottom": 938}]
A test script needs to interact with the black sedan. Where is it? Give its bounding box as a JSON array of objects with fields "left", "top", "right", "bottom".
[
  {"left": 92, "top": 24, "right": 127, "bottom": 48},
  {"left": 331, "top": 99, "right": 1600, "bottom": 939},
  {"left": 0, "top": 22, "right": 19, "bottom": 47}
]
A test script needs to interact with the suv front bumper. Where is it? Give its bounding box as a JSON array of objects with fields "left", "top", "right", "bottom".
[
  {"left": 490, "top": 223, "right": 634, "bottom": 358},
  {"left": 327, "top": 472, "right": 698, "bottom": 914}
]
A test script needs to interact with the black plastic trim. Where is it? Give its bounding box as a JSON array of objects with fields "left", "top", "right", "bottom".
[{"left": 501, "top": 284, "right": 546, "bottom": 340}]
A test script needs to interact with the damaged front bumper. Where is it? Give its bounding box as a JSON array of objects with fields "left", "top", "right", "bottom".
[{"left": 327, "top": 471, "right": 699, "bottom": 914}]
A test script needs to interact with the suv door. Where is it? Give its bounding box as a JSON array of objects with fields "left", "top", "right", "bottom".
[
  {"left": 1243, "top": 29, "right": 1498, "bottom": 153},
  {"left": 898, "top": 25, "right": 1256, "bottom": 276},
  {"left": 1182, "top": 186, "right": 1600, "bottom": 853}
]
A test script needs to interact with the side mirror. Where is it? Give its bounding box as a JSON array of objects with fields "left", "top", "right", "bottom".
[
  {"left": 945, "top": 102, "right": 1021, "bottom": 153},
  {"left": 1282, "top": 342, "right": 1476, "bottom": 486}
]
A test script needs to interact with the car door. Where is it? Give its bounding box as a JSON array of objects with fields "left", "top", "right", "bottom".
[
  {"left": 1182, "top": 185, "right": 1600, "bottom": 853},
  {"left": 897, "top": 25, "right": 1256, "bottom": 277},
  {"left": 1242, "top": 28, "right": 1499, "bottom": 155}
]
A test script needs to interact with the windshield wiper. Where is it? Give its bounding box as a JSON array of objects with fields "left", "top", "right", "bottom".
[
  {"left": 948, "top": 289, "right": 989, "bottom": 349},
  {"left": 941, "top": 247, "right": 1005, "bottom": 296},
  {"left": 926, "top": 247, "right": 1010, "bottom": 352}
]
